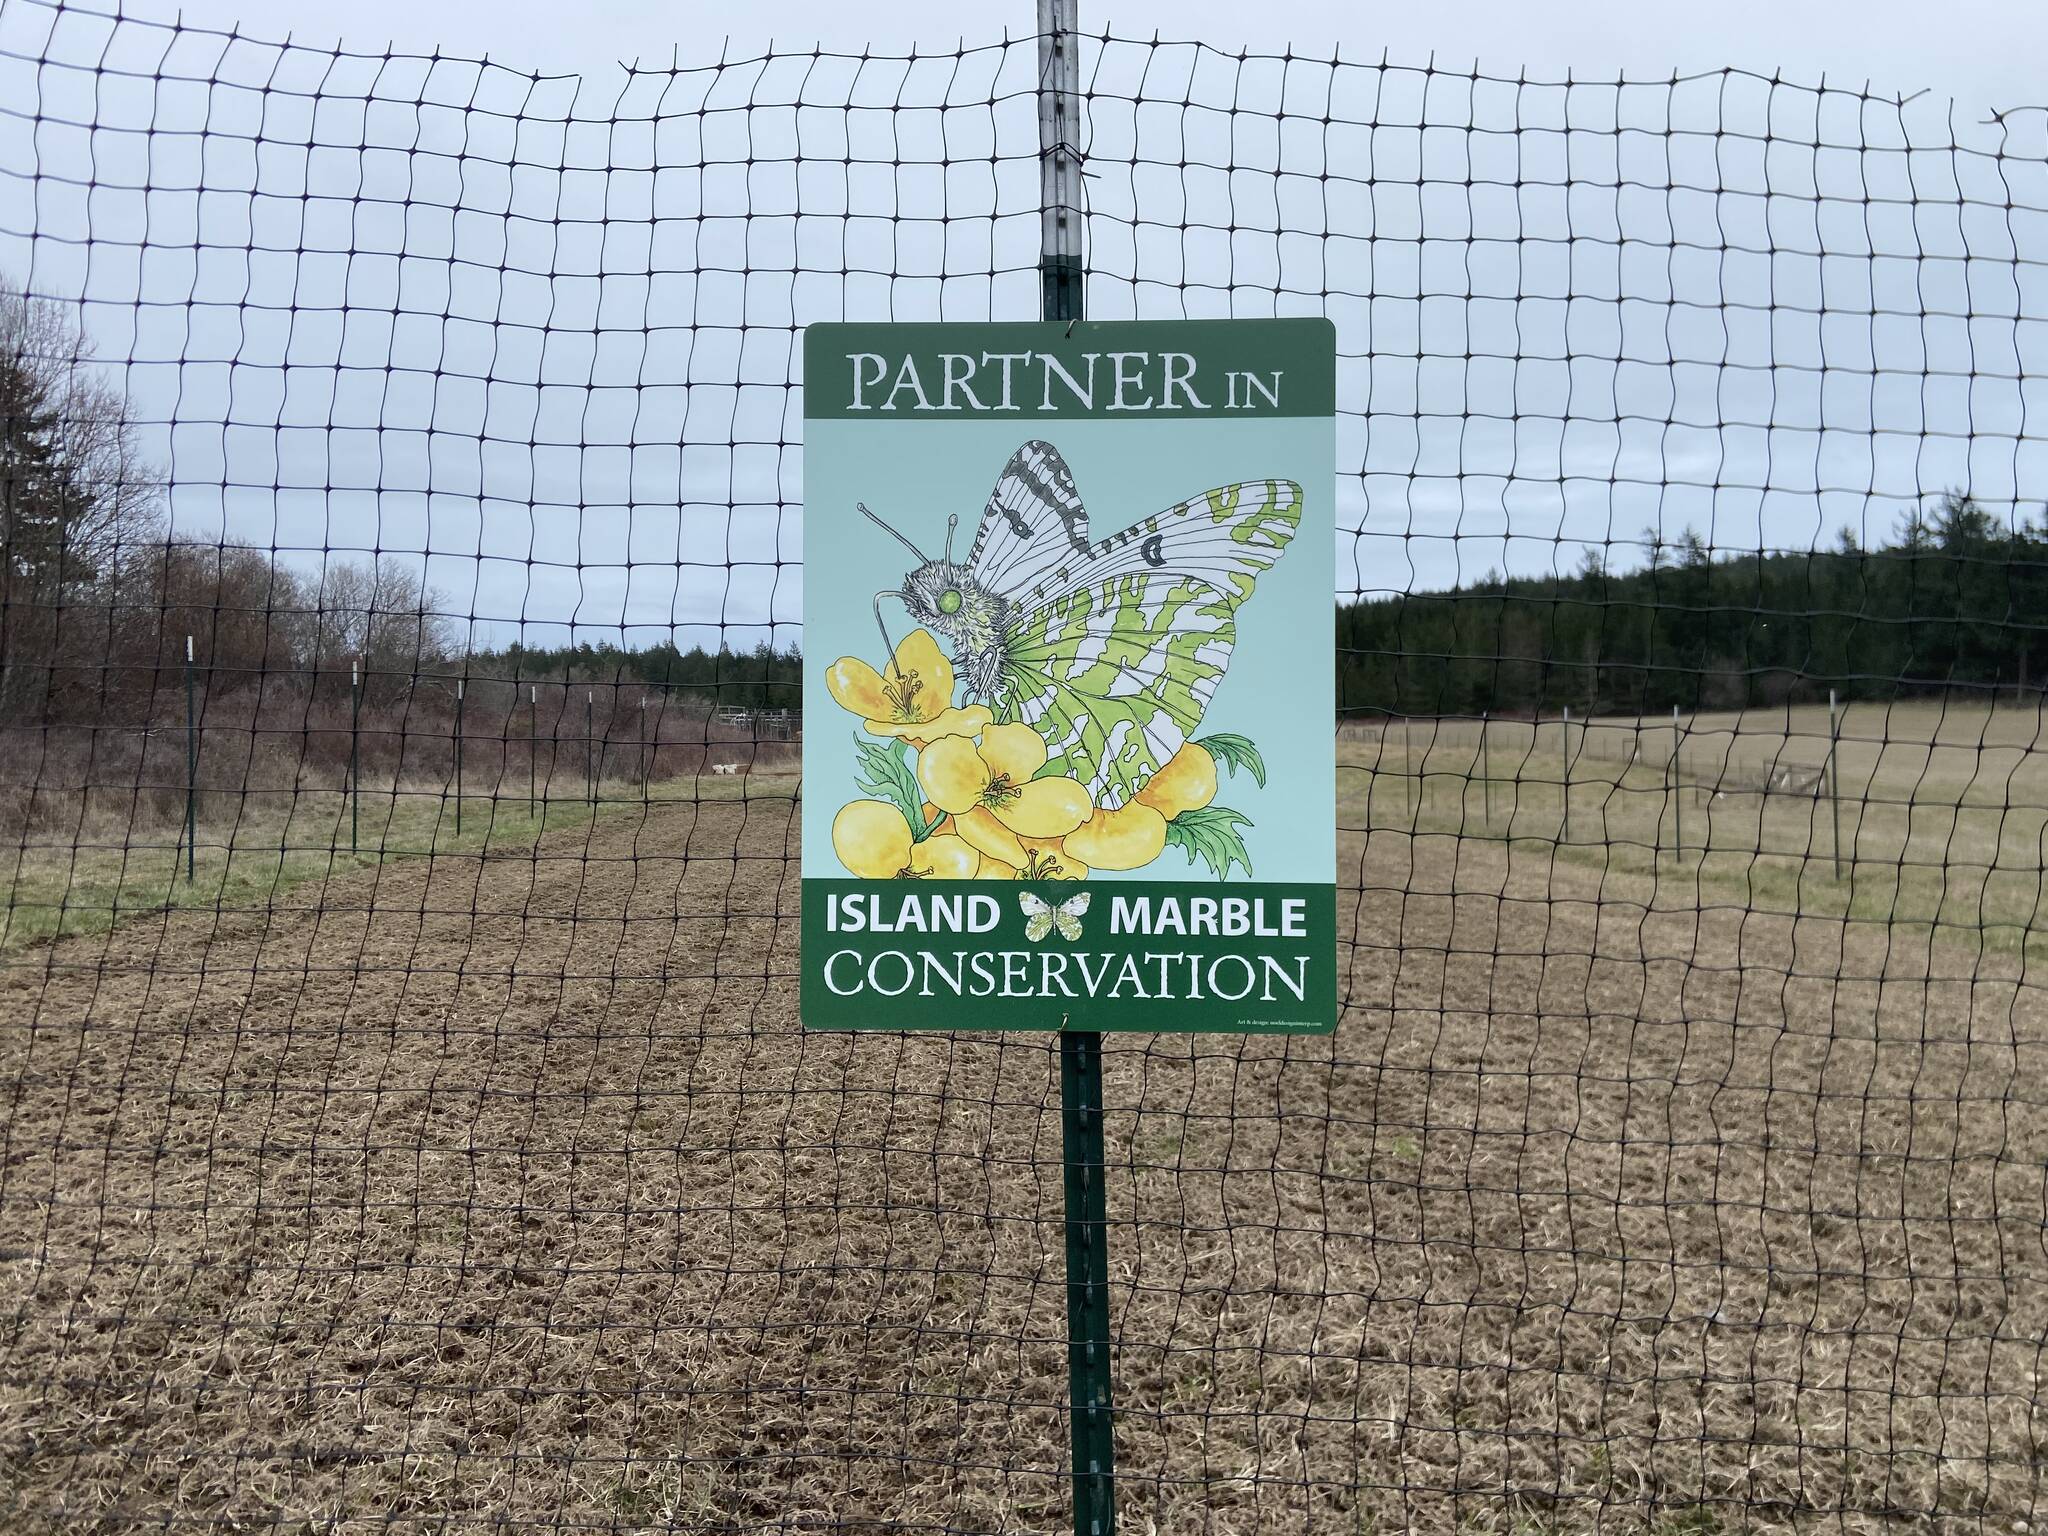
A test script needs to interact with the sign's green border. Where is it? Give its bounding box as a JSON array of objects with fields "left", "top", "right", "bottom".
[
  {"left": 802, "top": 881, "right": 1337, "bottom": 1033},
  {"left": 804, "top": 318, "right": 1336, "bottom": 421}
]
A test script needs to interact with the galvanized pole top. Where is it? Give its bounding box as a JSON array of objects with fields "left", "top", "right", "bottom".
[{"left": 1038, "top": 0, "right": 1083, "bottom": 322}]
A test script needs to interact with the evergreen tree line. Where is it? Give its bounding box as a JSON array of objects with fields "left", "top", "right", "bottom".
[
  {"left": 16, "top": 278, "right": 2036, "bottom": 736},
  {"left": 485, "top": 640, "right": 800, "bottom": 713},
  {"left": 1337, "top": 493, "right": 2046, "bottom": 719}
]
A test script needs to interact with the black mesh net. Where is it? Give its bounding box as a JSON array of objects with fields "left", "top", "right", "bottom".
[{"left": 3, "top": 2, "right": 2046, "bottom": 1530}]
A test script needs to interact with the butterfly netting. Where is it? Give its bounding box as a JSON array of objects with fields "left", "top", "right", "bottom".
[{"left": 3, "top": 0, "right": 2048, "bottom": 1530}]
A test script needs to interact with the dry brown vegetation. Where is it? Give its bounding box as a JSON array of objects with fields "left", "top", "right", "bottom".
[{"left": 2, "top": 702, "right": 2045, "bottom": 1534}]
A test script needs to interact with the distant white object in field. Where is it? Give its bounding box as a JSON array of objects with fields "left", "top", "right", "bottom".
[
  {"left": 1768, "top": 763, "right": 1826, "bottom": 796},
  {"left": 711, "top": 763, "right": 739, "bottom": 776}
]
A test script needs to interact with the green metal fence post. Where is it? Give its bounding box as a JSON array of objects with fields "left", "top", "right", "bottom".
[
  {"left": 1481, "top": 709, "right": 1491, "bottom": 833},
  {"left": 1042, "top": 4, "right": 1114, "bottom": 1533},
  {"left": 454, "top": 677, "right": 464, "bottom": 838},
  {"left": 1060, "top": 1017, "right": 1115, "bottom": 1536},
  {"left": 350, "top": 656, "right": 361, "bottom": 855},
  {"left": 183, "top": 635, "right": 197, "bottom": 884},
  {"left": 1672, "top": 704, "right": 1682, "bottom": 861},
  {"left": 1404, "top": 713, "right": 1415, "bottom": 828},
  {"left": 1561, "top": 705, "right": 1571, "bottom": 845},
  {"left": 1829, "top": 688, "right": 1842, "bottom": 879}
]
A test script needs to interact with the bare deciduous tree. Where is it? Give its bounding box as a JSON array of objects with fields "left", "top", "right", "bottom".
[
  {"left": 1, "top": 281, "right": 162, "bottom": 718},
  {"left": 313, "top": 555, "right": 458, "bottom": 687}
]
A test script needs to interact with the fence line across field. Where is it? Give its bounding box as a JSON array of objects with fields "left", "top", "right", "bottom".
[
  {"left": 1346, "top": 699, "right": 2048, "bottom": 890},
  {"left": 138, "top": 677, "right": 2008, "bottom": 939},
  {"left": 145, "top": 641, "right": 803, "bottom": 882},
  {"left": 5, "top": 2, "right": 2048, "bottom": 1532}
]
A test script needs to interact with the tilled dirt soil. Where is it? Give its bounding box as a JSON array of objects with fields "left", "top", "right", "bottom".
[{"left": 2, "top": 797, "right": 2044, "bottom": 1534}]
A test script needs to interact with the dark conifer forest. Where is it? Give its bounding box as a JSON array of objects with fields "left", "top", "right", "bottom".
[{"left": 1335, "top": 493, "right": 2043, "bottom": 717}]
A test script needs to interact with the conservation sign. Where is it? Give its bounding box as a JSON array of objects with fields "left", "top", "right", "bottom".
[{"left": 800, "top": 319, "right": 1336, "bottom": 1032}]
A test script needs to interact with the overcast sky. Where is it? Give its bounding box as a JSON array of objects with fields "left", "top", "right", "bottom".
[
  {"left": 126, "top": 0, "right": 2048, "bottom": 120},
  {"left": 3, "top": 0, "right": 2046, "bottom": 651}
]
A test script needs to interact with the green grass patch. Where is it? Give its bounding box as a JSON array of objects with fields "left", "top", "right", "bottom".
[
  {"left": 1, "top": 774, "right": 798, "bottom": 953},
  {"left": 1338, "top": 737, "right": 2048, "bottom": 963}
]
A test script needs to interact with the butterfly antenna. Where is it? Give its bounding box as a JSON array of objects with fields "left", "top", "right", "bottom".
[
  {"left": 871, "top": 590, "right": 907, "bottom": 672},
  {"left": 859, "top": 502, "right": 928, "bottom": 563},
  {"left": 943, "top": 512, "right": 959, "bottom": 565}
]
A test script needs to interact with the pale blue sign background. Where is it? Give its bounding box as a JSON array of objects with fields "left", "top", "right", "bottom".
[{"left": 802, "top": 413, "right": 1335, "bottom": 884}]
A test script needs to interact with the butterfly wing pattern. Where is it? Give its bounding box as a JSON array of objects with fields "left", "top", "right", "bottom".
[
  {"left": 1052, "top": 890, "right": 1091, "bottom": 941},
  {"left": 970, "top": 443, "right": 1301, "bottom": 809},
  {"left": 967, "top": 439, "right": 1094, "bottom": 590},
  {"left": 1018, "top": 892, "right": 1055, "bottom": 943},
  {"left": 1018, "top": 889, "right": 1091, "bottom": 943}
]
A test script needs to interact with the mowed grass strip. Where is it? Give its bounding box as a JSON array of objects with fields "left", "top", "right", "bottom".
[
  {"left": 1341, "top": 699, "right": 2048, "bottom": 957},
  {"left": 0, "top": 773, "right": 801, "bottom": 952}
]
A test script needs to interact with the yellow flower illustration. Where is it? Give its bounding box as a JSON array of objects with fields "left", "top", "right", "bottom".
[
  {"left": 959, "top": 815, "right": 1028, "bottom": 870},
  {"left": 826, "top": 629, "right": 991, "bottom": 744},
  {"left": 1135, "top": 742, "right": 1216, "bottom": 818},
  {"left": 917, "top": 723, "right": 1094, "bottom": 866},
  {"left": 831, "top": 799, "right": 982, "bottom": 879},
  {"left": 1063, "top": 799, "right": 1169, "bottom": 871},
  {"left": 1018, "top": 836, "right": 1088, "bottom": 881},
  {"left": 911, "top": 832, "right": 982, "bottom": 878}
]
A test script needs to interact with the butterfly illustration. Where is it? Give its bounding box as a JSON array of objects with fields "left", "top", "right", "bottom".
[
  {"left": 1019, "top": 888, "right": 1092, "bottom": 943},
  {"left": 860, "top": 441, "right": 1301, "bottom": 809}
]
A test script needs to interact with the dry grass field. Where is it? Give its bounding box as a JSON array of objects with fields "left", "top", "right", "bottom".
[{"left": 3, "top": 700, "right": 2045, "bottom": 1535}]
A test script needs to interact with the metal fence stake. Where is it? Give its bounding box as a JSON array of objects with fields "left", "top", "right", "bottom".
[
  {"left": 1404, "top": 714, "right": 1415, "bottom": 828},
  {"left": 454, "top": 677, "right": 464, "bottom": 839},
  {"left": 183, "top": 635, "right": 197, "bottom": 884},
  {"left": 1829, "top": 688, "right": 1842, "bottom": 879},
  {"left": 350, "top": 656, "right": 361, "bottom": 854},
  {"left": 1481, "top": 709, "right": 1492, "bottom": 832},
  {"left": 1561, "top": 705, "right": 1571, "bottom": 845},
  {"left": 1672, "top": 704, "right": 1682, "bottom": 862},
  {"left": 1042, "top": 4, "right": 1114, "bottom": 1532},
  {"left": 1060, "top": 1017, "right": 1115, "bottom": 1536}
]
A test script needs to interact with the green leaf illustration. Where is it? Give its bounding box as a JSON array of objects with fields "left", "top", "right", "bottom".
[
  {"left": 1197, "top": 732, "right": 1267, "bottom": 789},
  {"left": 1163, "top": 804, "right": 1255, "bottom": 881},
  {"left": 852, "top": 735, "right": 938, "bottom": 841}
]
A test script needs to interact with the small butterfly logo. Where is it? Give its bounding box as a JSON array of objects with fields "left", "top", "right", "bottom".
[{"left": 1018, "top": 888, "right": 1091, "bottom": 943}]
